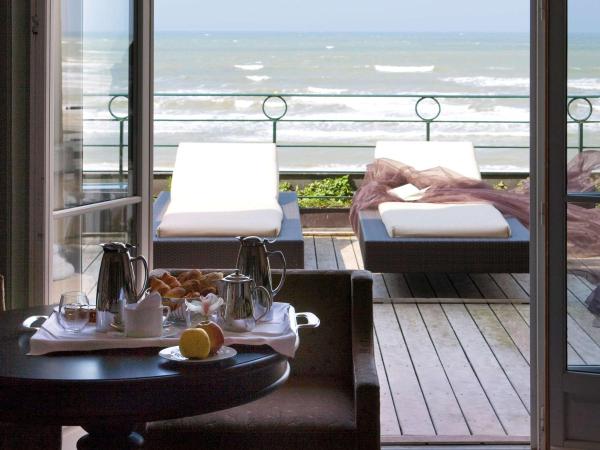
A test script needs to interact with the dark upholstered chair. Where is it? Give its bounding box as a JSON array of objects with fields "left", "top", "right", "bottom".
[{"left": 144, "top": 270, "right": 380, "bottom": 450}]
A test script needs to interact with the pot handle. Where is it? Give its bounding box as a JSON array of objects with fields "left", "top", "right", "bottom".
[
  {"left": 252, "top": 285, "right": 272, "bottom": 322},
  {"left": 267, "top": 250, "right": 286, "bottom": 296},
  {"left": 130, "top": 255, "right": 149, "bottom": 301}
]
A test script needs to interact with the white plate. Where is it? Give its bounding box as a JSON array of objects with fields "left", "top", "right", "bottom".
[{"left": 158, "top": 345, "right": 237, "bottom": 363}]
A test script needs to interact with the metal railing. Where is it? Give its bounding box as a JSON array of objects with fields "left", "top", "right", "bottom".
[{"left": 81, "top": 92, "right": 600, "bottom": 200}]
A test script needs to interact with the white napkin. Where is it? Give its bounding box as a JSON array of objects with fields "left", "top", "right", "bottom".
[{"left": 28, "top": 302, "right": 300, "bottom": 358}]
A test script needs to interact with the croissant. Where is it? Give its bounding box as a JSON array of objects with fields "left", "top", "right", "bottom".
[
  {"left": 160, "top": 272, "right": 181, "bottom": 288},
  {"left": 177, "top": 269, "right": 203, "bottom": 284},
  {"left": 149, "top": 277, "right": 170, "bottom": 296},
  {"left": 204, "top": 272, "right": 224, "bottom": 283},
  {"left": 164, "top": 286, "right": 186, "bottom": 298},
  {"left": 182, "top": 279, "right": 203, "bottom": 293},
  {"left": 199, "top": 286, "right": 217, "bottom": 297}
]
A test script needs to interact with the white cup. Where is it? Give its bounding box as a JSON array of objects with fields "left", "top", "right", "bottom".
[{"left": 124, "top": 304, "right": 170, "bottom": 338}]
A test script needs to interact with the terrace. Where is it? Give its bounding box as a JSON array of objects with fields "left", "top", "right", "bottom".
[{"left": 52, "top": 91, "right": 600, "bottom": 446}]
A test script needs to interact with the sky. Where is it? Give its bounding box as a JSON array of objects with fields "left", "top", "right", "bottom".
[{"left": 81, "top": 0, "right": 600, "bottom": 34}]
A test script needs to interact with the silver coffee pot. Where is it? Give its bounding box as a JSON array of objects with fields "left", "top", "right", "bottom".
[
  {"left": 219, "top": 270, "right": 272, "bottom": 332},
  {"left": 95, "top": 242, "right": 148, "bottom": 330},
  {"left": 236, "top": 236, "right": 286, "bottom": 321}
]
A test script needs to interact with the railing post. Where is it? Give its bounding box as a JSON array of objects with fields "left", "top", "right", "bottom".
[
  {"left": 108, "top": 95, "right": 130, "bottom": 189},
  {"left": 415, "top": 96, "right": 440, "bottom": 142},
  {"left": 119, "top": 119, "right": 125, "bottom": 184},
  {"left": 567, "top": 97, "right": 592, "bottom": 154},
  {"left": 262, "top": 95, "right": 287, "bottom": 146}
]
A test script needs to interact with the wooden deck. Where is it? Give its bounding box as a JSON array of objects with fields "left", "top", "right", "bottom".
[{"left": 304, "top": 234, "right": 600, "bottom": 445}]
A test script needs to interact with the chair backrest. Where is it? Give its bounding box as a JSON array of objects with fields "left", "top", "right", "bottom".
[
  {"left": 375, "top": 140, "right": 481, "bottom": 180},
  {"left": 275, "top": 270, "right": 372, "bottom": 378},
  {"left": 169, "top": 142, "right": 279, "bottom": 208}
]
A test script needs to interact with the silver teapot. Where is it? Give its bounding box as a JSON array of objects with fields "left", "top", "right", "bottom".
[
  {"left": 219, "top": 270, "right": 272, "bottom": 332},
  {"left": 95, "top": 242, "right": 148, "bottom": 330},
  {"left": 236, "top": 236, "right": 286, "bottom": 321}
]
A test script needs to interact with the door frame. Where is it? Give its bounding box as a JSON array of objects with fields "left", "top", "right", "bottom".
[{"left": 28, "top": 0, "right": 154, "bottom": 306}]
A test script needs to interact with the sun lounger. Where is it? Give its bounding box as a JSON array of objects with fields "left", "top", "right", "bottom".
[
  {"left": 357, "top": 141, "right": 529, "bottom": 273},
  {"left": 153, "top": 143, "right": 304, "bottom": 269}
]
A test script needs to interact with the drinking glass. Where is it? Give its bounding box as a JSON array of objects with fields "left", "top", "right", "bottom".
[{"left": 58, "top": 291, "right": 90, "bottom": 333}]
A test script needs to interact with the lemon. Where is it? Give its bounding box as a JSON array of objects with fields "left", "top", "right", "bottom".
[{"left": 179, "top": 328, "right": 211, "bottom": 359}]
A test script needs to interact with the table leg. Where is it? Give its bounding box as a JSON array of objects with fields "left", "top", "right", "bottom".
[{"left": 77, "top": 423, "right": 144, "bottom": 450}]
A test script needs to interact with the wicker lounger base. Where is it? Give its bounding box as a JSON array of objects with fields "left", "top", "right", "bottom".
[
  {"left": 358, "top": 209, "right": 529, "bottom": 273},
  {"left": 153, "top": 191, "right": 304, "bottom": 269}
]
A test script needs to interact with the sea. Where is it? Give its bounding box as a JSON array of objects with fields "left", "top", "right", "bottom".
[{"left": 77, "top": 32, "right": 600, "bottom": 174}]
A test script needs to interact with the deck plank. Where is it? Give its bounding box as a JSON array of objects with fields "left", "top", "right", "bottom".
[
  {"left": 405, "top": 274, "right": 435, "bottom": 298},
  {"left": 374, "top": 329, "right": 402, "bottom": 436},
  {"left": 490, "top": 304, "right": 530, "bottom": 363},
  {"left": 442, "top": 304, "right": 530, "bottom": 436},
  {"left": 350, "top": 237, "right": 364, "bottom": 270},
  {"left": 427, "top": 274, "right": 459, "bottom": 298},
  {"left": 382, "top": 273, "right": 412, "bottom": 298},
  {"left": 332, "top": 237, "right": 360, "bottom": 270},
  {"left": 490, "top": 274, "right": 529, "bottom": 300},
  {"left": 314, "top": 236, "right": 338, "bottom": 270},
  {"left": 418, "top": 304, "right": 505, "bottom": 436},
  {"left": 467, "top": 305, "right": 530, "bottom": 412},
  {"left": 303, "top": 236, "right": 317, "bottom": 270},
  {"left": 373, "top": 274, "right": 391, "bottom": 300},
  {"left": 470, "top": 273, "right": 507, "bottom": 299},
  {"left": 566, "top": 314, "right": 600, "bottom": 364},
  {"left": 394, "top": 304, "right": 470, "bottom": 435},
  {"left": 373, "top": 304, "right": 436, "bottom": 435},
  {"left": 512, "top": 273, "right": 531, "bottom": 295},
  {"left": 448, "top": 274, "right": 482, "bottom": 299}
]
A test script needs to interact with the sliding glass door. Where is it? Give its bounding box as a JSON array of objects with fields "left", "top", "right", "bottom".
[
  {"left": 35, "top": 0, "right": 153, "bottom": 305},
  {"left": 542, "top": 0, "right": 600, "bottom": 448}
]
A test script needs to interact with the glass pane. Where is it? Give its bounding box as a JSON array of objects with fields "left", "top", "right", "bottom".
[
  {"left": 566, "top": 202, "right": 600, "bottom": 371},
  {"left": 55, "top": 0, "right": 134, "bottom": 210},
  {"left": 52, "top": 205, "right": 136, "bottom": 306},
  {"left": 567, "top": 1, "right": 600, "bottom": 372}
]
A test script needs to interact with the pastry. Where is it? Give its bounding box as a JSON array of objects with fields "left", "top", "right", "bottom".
[{"left": 164, "top": 286, "right": 186, "bottom": 298}]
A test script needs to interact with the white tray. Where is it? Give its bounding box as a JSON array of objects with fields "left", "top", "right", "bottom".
[{"left": 27, "top": 302, "right": 319, "bottom": 358}]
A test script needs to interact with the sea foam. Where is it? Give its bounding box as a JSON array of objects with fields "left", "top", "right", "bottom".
[
  {"left": 442, "top": 76, "right": 530, "bottom": 88},
  {"left": 246, "top": 75, "right": 270, "bottom": 82},
  {"left": 234, "top": 64, "right": 264, "bottom": 71},
  {"left": 375, "top": 65, "right": 435, "bottom": 73}
]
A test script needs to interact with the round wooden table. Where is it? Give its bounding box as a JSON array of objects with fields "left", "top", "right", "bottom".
[{"left": 0, "top": 306, "right": 290, "bottom": 449}]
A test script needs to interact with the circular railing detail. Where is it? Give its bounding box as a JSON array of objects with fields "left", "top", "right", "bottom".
[
  {"left": 108, "top": 95, "right": 130, "bottom": 121},
  {"left": 567, "top": 97, "right": 593, "bottom": 123},
  {"left": 415, "top": 96, "right": 441, "bottom": 121},
  {"left": 262, "top": 95, "right": 288, "bottom": 120}
]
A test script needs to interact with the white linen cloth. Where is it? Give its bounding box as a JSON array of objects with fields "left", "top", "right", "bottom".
[
  {"left": 378, "top": 202, "right": 511, "bottom": 238},
  {"left": 157, "top": 142, "right": 283, "bottom": 237},
  {"left": 29, "top": 302, "right": 300, "bottom": 358}
]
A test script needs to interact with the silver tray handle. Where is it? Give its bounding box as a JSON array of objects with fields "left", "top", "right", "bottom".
[{"left": 295, "top": 312, "right": 320, "bottom": 329}]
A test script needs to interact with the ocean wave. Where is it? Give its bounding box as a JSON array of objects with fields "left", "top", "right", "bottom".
[
  {"left": 325, "top": 45, "right": 335, "bottom": 49},
  {"left": 307, "top": 87, "right": 348, "bottom": 94},
  {"left": 234, "top": 64, "right": 264, "bottom": 71},
  {"left": 568, "top": 78, "right": 600, "bottom": 91},
  {"left": 246, "top": 75, "right": 270, "bottom": 82},
  {"left": 375, "top": 65, "right": 435, "bottom": 73},
  {"left": 442, "top": 76, "right": 529, "bottom": 88}
]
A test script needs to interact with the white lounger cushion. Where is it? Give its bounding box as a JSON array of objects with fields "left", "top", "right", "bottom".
[
  {"left": 379, "top": 202, "right": 511, "bottom": 238},
  {"left": 157, "top": 142, "right": 283, "bottom": 237},
  {"left": 375, "top": 141, "right": 482, "bottom": 180}
]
